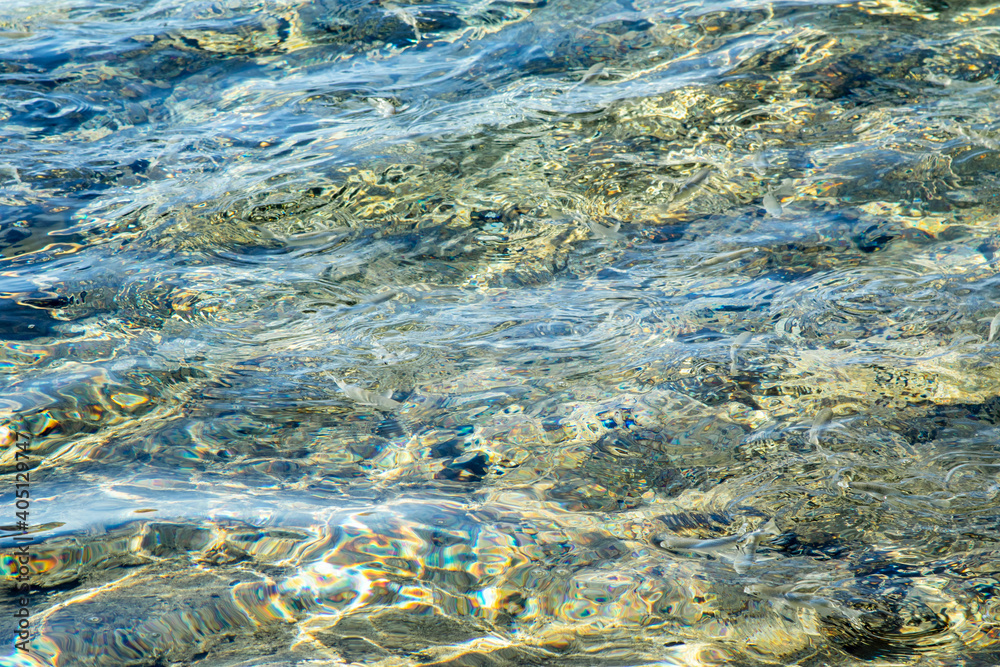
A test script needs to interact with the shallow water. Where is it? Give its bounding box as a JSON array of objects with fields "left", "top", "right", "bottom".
[{"left": 4, "top": 0, "right": 1000, "bottom": 664}]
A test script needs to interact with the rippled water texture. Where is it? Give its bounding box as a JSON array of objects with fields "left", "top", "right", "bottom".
[{"left": 6, "top": 0, "right": 1000, "bottom": 664}]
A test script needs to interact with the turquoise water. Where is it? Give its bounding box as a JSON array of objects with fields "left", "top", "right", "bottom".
[{"left": 4, "top": 0, "right": 1000, "bottom": 664}]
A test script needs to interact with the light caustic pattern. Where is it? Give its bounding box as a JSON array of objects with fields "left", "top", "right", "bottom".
[
  {"left": 1, "top": 491, "right": 998, "bottom": 667},
  {"left": 0, "top": 500, "right": 722, "bottom": 667}
]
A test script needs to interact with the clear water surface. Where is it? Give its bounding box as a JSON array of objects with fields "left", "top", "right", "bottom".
[{"left": 3, "top": 0, "right": 1000, "bottom": 664}]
